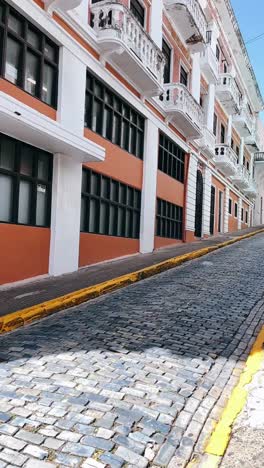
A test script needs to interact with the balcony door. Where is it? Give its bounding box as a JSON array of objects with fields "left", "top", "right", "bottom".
[
  {"left": 218, "top": 190, "right": 224, "bottom": 232},
  {"left": 210, "top": 186, "right": 216, "bottom": 235},
  {"left": 195, "top": 170, "right": 203, "bottom": 238}
]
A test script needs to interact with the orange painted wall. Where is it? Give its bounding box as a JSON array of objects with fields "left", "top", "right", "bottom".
[
  {"left": 79, "top": 234, "right": 139, "bottom": 267},
  {"left": 0, "top": 224, "right": 50, "bottom": 285},
  {"left": 154, "top": 237, "right": 182, "bottom": 250},
  {"left": 0, "top": 79, "right": 56, "bottom": 120},
  {"left": 156, "top": 171, "right": 185, "bottom": 206},
  {"left": 84, "top": 129, "right": 143, "bottom": 189},
  {"left": 228, "top": 191, "right": 239, "bottom": 232}
]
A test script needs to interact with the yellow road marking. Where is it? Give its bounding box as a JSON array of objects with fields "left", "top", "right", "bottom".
[
  {"left": 205, "top": 325, "right": 264, "bottom": 457},
  {"left": 0, "top": 228, "right": 264, "bottom": 334}
]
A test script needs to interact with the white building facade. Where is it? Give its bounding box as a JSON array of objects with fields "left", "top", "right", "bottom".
[{"left": 0, "top": 0, "right": 263, "bottom": 286}]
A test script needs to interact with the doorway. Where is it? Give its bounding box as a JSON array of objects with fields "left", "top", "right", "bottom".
[{"left": 195, "top": 170, "right": 204, "bottom": 238}]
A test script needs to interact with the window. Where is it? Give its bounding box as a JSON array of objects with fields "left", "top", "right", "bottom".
[
  {"left": 206, "top": 31, "right": 212, "bottom": 44},
  {"left": 234, "top": 202, "right": 238, "bottom": 218},
  {"left": 220, "top": 124, "right": 226, "bottom": 144},
  {"left": 246, "top": 161, "right": 250, "bottom": 171},
  {"left": 158, "top": 133, "right": 185, "bottom": 183},
  {"left": 241, "top": 208, "right": 244, "bottom": 221},
  {"left": 229, "top": 198, "right": 232, "bottom": 215},
  {"left": 243, "top": 156, "right": 246, "bottom": 165},
  {"left": 223, "top": 62, "right": 228, "bottom": 73},
  {"left": 231, "top": 138, "right": 234, "bottom": 149},
  {"left": 213, "top": 113, "right": 218, "bottom": 137},
  {"left": 81, "top": 168, "right": 141, "bottom": 238},
  {"left": 0, "top": 1, "right": 59, "bottom": 107},
  {"left": 180, "top": 66, "right": 188, "bottom": 87},
  {"left": 130, "top": 0, "right": 145, "bottom": 27},
  {"left": 246, "top": 210, "right": 248, "bottom": 224},
  {"left": 162, "top": 39, "right": 171, "bottom": 84},
  {"left": 216, "top": 44, "right": 220, "bottom": 61},
  {"left": 0, "top": 132, "right": 52, "bottom": 227},
  {"left": 85, "top": 70, "right": 145, "bottom": 159},
  {"left": 236, "top": 146, "right": 240, "bottom": 157},
  {"left": 156, "top": 199, "right": 183, "bottom": 240}
]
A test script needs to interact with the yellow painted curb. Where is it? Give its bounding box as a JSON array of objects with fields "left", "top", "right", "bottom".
[
  {"left": 205, "top": 325, "right": 264, "bottom": 458},
  {"left": 1, "top": 228, "right": 264, "bottom": 335}
]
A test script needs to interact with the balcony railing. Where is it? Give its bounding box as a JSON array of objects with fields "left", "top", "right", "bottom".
[
  {"left": 255, "top": 152, "right": 264, "bottom": 162},
  {"left": 197, "top": 126, "right": 216, "bottom": 159},
  {"left": 246, "top": 128, "right": 261, "bottom": 152},
  {"left": 159, "top": 83, "right": 204, "bottom": 139},
  {"left": 90, "top": 1, "right": 164, "bottom": 95},
  {"left": 201, "top": 43, "right": 219, "bottom": 84},
  {"left": 164, "top": 0, "right": 207, "bottom": 50},
  {"left": 233, "top": 104, "right": 254, "bottom": 137},
  {"left": 214, "top": 144, "right": 238, "bottom": 176},
  {"left": 231, "top": 165, "right": 250, "bottom": 190},
  {"left": 216, "top": 73, "right": 241, "bottom": 115}
]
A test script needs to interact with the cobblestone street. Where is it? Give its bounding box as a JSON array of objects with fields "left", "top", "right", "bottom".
[{"left": 1, "top": 234, "right": 264, "bottom": 468}]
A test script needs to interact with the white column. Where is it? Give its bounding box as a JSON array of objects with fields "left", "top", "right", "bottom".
[
  {"left": 205, "top": 84, "right": 216, "bottom": 132},
  {"left": 140, "top": 119, "right": 159, "bottom": 254},
  {"left": 57, "top": 47, "right": 86, "bottom": 136},
  {"left": 49, "top": 154, "right": 82, "bottom": 276},
  {"left": 248, "top": 206, "right": 252, "bottom": 226},
  {"left": 239, "top": 138, "right": 244, "bottom": 165},
  {"left": 191, "top": 53, "right": 201, "bottom": 102},
  {"left": 249, "top": 153, "right": 254, "bottom": 179},
  {"left": 74, "top": 0, "right": 89, "bottom": 24},
  {"left": 227, "top": 116, "right": 232, "bottom": 146},
  {"left": 238, "top": 198, "right": 242, "bottom": 229},
  {"left": 149, "top": 0, "right": 163, "bottom": 48},
  {"left": 224, "top": 186, "right": 230, "bottom": 233},
  {"left": 202, "top": 166, "right": 212, "bottom": 236},
  {"left": 185, "top": 153, "right": 198, "bottom": 233}
]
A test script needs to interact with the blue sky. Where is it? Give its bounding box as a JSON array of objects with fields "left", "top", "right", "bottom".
[{"left": 231, "top": 0, "right": 264, "bottom": 117}]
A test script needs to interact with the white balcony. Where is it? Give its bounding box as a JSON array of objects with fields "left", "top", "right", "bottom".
[
  {"left": 159, "top": 83, "right": 204, "bottom": 139},
  {"left": 44, "top": 0, "right": 82, "bottom": 12},
  {"left": 244, "top": 179, "right": 257, "bottom": 198},
  {"left": 233, "top": 105, "right": 254, "bottom": 138},
  {"left": 216, "top": 74, "right": 241, "bottom": 115},
  {"left": 197, "top": 126, "right": 216, "bottom": 159},
  {"left": 90, "top": 1, "right": 164, "bottom": 96},
  {"left": 200, "top": 43, "right": 219, "bottom": 84},
  {"left": 163, "top": 0, "right": 207, "bottom": 51},
  {"left": 231, "top": 165, "right": 250, "bottom": 190},
  {"left": 246, "top": 129, "right": 261, "bottom": 152},
  {"left": 214, "top": 144, "right": 238, "bottom": 176}
]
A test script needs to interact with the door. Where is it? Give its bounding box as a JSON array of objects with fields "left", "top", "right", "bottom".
[
  {"left": 210, "top": 186, "right": 215, "bottom": 235},
  {"left": 195, "top": 170, "right": 203, "bottom": 238},
  {"left": 218, "top": 190, "right": 223, "bottom": 232}
]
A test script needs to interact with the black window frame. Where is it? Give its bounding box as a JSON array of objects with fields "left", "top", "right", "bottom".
[
  {"left": 234, "top": 202, "right": 238, "bottom": 218},
  {"left": 216, "top": 44, "right": 220, "bottom": 62},
  {"left": 241, "top": 207, "right": 244, "bottom": 222},
  {"left": 162, "top": 38, "right": 171, "bottom": 84},
  {"left": 158, "top": 132, "right": 185, "bottom": 183},
  {"left": 81, "top": 168, "right": 141, "bottom": 239},
  {"left": 85, "top": 70, "right": 145, "bottom": 160},
  {"left": 213, "top": 113, "right": 218, "bottom": 137},
  {"left": 130, "top": 0, "right": 145, "bottom": 27},
  {"left": 246, "top": 210, "right": 248, "bottom": 224},
  {"left": 220, "top": 123, "right": 226, "bottom": 144},
  {"left": 0, "top": 0, "right": 59, "bottom": 108},
  {"left": 156, "top": 198, "right": 183, "bottom": 240},
  {"left": 228, "top": 198, "right": 232, "bottom": 215},
  {"left": 180, "top": 65, "right": 188, "bottom": 87},
  {"left": 0, "top": 132, "right": 53, "bottom": 228}
]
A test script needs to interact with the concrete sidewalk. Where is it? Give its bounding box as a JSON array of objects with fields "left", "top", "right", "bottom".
[{"left": 0, "top": 225, "right": 263, "bottom": 318}]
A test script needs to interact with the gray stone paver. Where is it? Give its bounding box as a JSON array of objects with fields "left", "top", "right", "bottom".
[{"left": 1, "top": 235, "right": 264, "bottom": 467}]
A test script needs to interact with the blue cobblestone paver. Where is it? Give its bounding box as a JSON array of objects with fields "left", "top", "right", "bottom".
[{"left": 0, "top": 235, "right": 264, "bottom": 467}]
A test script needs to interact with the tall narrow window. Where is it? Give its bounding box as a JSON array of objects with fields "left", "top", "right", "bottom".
[
  {"left": 180, "top": 66, "right": 188, "bottom": 87},
  {"left": 156, "top": 199, "right": 183, "bottom": 240},
  {"left": 130, "top": 0, "right": 145, "bottom": 26},
  {"left": 234, "top": 203, "right": 238, "bottom": 218},
  {"left": 0, "top": 1, "right": 59, "bottom": 108},
  {"left": 158, "top": 133, "right": 185, "bottom": 183},
  {"left": 213, "top": 113, "right": 218, "bottom": 137},
  {"left": 216, "top": 44, "right": 220, "bottom": 61},
  {"left": 162, "top": 39, "right": 171, "bottom": 84},
  {"left": 220, "top": 124, "right": 226, "bottom": 144}
]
